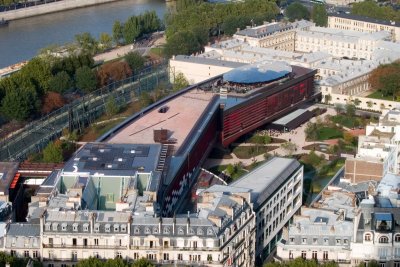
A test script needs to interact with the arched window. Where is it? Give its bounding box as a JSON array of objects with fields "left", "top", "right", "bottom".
[
  {"left": 365, "top": 233, "right": 371, "bottom": 241},
  {"left": 395, "top": 234, "right": 400, "bottom": 242},
  {"left": 379, "top": 236, "right": 389, "bottom": 243}
]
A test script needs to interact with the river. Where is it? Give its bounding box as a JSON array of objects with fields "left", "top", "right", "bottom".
[{"left": 0, "top": 0, "right": 168, "bottom": 68}]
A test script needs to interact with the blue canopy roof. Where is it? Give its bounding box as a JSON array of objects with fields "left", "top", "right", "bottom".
[{"left": 223, "top": 61, "right": 292, "bottom": 84}]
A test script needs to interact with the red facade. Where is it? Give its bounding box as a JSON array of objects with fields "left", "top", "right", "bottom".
[{"left": 221, "top": 75, "right": 315, "bottom": 146}]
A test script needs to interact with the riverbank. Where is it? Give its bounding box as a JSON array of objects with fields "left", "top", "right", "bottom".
[{"left": 1, "top": 0, "right": 123, "bottom": 21}]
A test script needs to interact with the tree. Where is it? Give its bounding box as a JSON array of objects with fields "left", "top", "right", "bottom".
[
  {"left": 164, "top": 31, "right": 202, "bottom": 58},
  {"left": 125, "top": 51, "right": 145, "bottom": 73},
  {"left": 42, "top": 141, "right": 63, "bottom": 163},
  {"left": 76, "top": 257, "right": 104, "bottom": 267},
  {"left": 48, "top": 71, "right": 72, "bottom": 93},
  {"left": 131, "top": 258, "right": 155, "bottom": 267},
  {"left": 172, "top": 72, "right": 189, "bottom": 91},
  {"left": 311, "top": 4, "right": 328, "bottom": 26},
  {"left": 41, "top": 92, "right": 65, "bottom": 114},
  {"left": 334, "top": 103, "right": 344, "bottom": 114},
  {"left": 97, "top": 61, "right": 132, "bottom": 87},
  {"left": 285, "top": 2, "right": 310, "bottom": 22},
  {"left": 324, "top": 94, "right": 332, "bottom": 104},
  {"left": 18, "top": 57, "right": 53, "bottom": 94},
  {"left": 281, "top": 141, "right": 297, "bottom": 156},
  {"left": 75, "top": 66, "right": 97, "bottom": 93},
  {"left": 305, "top": 122, "right": 319, "bottom": 141},
  {"left": 345, "top": 103, "right": 356, "bottom": 117},
  {"left": 113, "top": 20, "right": 124, "bottom": 45},
  {"left": 139, "top": 91, "right": 154, "bottom": 108},
  {"left": 123, "top": 16, "right": 141, "bottom": 44},
  {"left": 105, "top": 95, "right": 120, "bottom": 116},
  {"left": 75, "top": 32, "right": 99, "bottom": 55},
  {"left": 99, "top": 32, "right": 113, "bottom": 51},
  {"left": 1, "top": 87, "right": 40, "bottom": 121}
]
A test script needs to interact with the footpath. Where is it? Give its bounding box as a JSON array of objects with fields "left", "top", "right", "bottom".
[{"left": 1, "top": 0, "right": 121, "bottom": 21}]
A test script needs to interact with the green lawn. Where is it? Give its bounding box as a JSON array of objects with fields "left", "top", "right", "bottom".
[
  {"left": 331, "top": 115, "right": 360, "bottom": 128},
  {"left": 232, "top": 145, "right": 279, "bottom": 159},
  {"left": 317, "top": 127, "right": 343, "bottom": 140},
  {"left": 367, "top": 91, "right": 397, "bottom": 101},
  {"left": 208, "top": 164, "right": 247, "bottom": 181}
]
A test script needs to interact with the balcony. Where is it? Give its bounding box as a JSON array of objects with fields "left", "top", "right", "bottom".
[
  {"left": 43, "top": 244, "right": 127, "bottom": 250},
  {"left": 129, "top": 245, "right": 220, "bottom": 251}
]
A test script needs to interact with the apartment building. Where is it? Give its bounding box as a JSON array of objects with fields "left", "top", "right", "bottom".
[
  {"left": 276, "top": 207, "right": 353, "bottom": 264},
  {"left": 0, "top": 154, "right": 303, "bottom": 266},
  {"left": 328, "top": 13, "right": 400, "bottom": 42},
  {"left": 233, "top": 20, "right": 313, "bottom": 51},
  {"left": 351, "top": 173, "right": 400, "bottom": 266}
]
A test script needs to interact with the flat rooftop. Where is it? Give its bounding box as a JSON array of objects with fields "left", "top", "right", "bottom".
[
  {"left": 63, "top": 143, "right": 162, "bottom": 176},
  {"left": 329, "top": 12, "right": 400, "bottom": 28},
  {"left": 107, "top": 90, "right": 216, "bottom": 151},
  {"left": 230, "top": 157, "right": 300, "bottom": 208}
]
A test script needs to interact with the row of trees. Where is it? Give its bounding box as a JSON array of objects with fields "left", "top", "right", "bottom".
[
  {"left": 352, "top": 0, "right": 400, "bottom": 22},
  {"left": 285, "top": 2, "right": 328, "bottom": 26},
  {"left": 163, "top": 0, "right": 279, "bottom": 57},
  {"left": 264, "top": 258, "right": 339, "bottom": 267},
  {"left": 77, "top": 257, "right": 154, "bottom": 267},
  {"left": 112, "top": 11, "right": 162, "bottom": 45},
  {"left": 368, "top": 61, "right": 400, "bottom": 100},
  {"left": 0, "top": 50, "right": 145, "bottom": 122},
  {"left": 0, "top": 53, "right": 95, "bottom": 121}
]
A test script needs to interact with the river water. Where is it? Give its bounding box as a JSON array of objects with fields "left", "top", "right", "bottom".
[{"left": 0, "top": 0, "right": 167, "bottom": 68}]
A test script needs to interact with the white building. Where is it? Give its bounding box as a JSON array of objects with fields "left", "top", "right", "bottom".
[{"left": 276, "top": 207, "right": 353, "bottom": 264}]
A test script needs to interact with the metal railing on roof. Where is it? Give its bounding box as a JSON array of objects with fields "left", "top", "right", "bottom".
[{"left": 0, "top": 63, "right": 169, "bottom": 162}]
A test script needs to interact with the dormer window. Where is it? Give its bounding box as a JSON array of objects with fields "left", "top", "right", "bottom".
[
  {"left": 94, "top": 223, "right": 100, "bottom": 232},
  {"left": 134, "top": 227, "right": 140, "bottom": 234},
  {"left": 83, "top": 223, "right": 89, "bottom": 232},
  {"left": 121, "top": 225, "right": 126, "bottom": 232},
  {"left": 114, "top": 224, "right": 119, "bottom": 232},
  {"left": 45, "top": 223, "right": 51, "bottom": 231},
  {"left": 73, "top": 223, "right": 78, "bottom": 232},
  {"left": 178, "top": 227, "right": 184, "bottom": 235},
  {"left": 207, "top": 228, "right": 214, "bottom": 235},
  {"left": 52, "top": 223, "right": 58, "bottom": 231},
  {"left": 189, "top": 228, "right": 195, "bottom": 235},
  {"left": 145, "top": 227, "right": 151, "bottom": 234},
  {"left": 163, "top": 227, "right": 170, "bottom": 234},
  {"left": 105, "top": 224, "right": 111, "bottom": 232}
]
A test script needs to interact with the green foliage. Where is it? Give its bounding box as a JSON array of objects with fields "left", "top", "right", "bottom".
[
  {"left": 122, "top": 11, "right": 161, "bottom": 44},
  {"left": 131, "top": 258, "right": 155, "bottom": 267},
  {"left": 75, "top": 32, "right": 99, "bottom": 55},
  {"left": 18, "top": 57, "right": 53, "bottom": 94},
  {"left": 286, "top": 2, "right": 310, "bottom": 22},
  {"left": 113, "top": 20, "right": 124, "bottom": 45},
  {"left": 75, "top": 66, "right": 97, "bottom": 93},
  {"left": 105, "top": 96, "right": 120, "bottom": 116},
  {"left": 345, "top": 104, "right": 356, "bottom": 117},
  {"left": 42, "top": 141, "right": 63, "bottom": 163},
  {"left": 165, "top": 0, "right": 278, "bottom": 56},
  {"left": 1, "top": 87, "right": 40, "bottom": 121},
  {"left": 281, "top": 141, "right": 297, "bottom": 156},
  {"left": 352, "top": 0, "right": 400, "bottom": 21},
  {"left": 264, "top": 257, "right": 338, "bottom": 267},
  {"left": 77, "top": 257, "right": 105, "bottom": 267},
  {"left": 48, "top": 71, "right": 72, "bottom": 93},
  {"left": 172, "top": 72, "right": 189, "bottom": 91},
  {"left": 139, "top": 91, "right": 154, "bottom": 108},
  {"left": 305, "top": 122, "right": 319, "bottom": 140},
  {"left": 99, "top": 32, "right": 113, "bottom": 51},
  {"left": 125, "top": 51, "right": 145, "bottom": 73},
  {"left": 311, "top": 4, "right": 328, "bottom": 26},
  {"left": 164, "top": 30, "right": 202, "bottom": 58}
]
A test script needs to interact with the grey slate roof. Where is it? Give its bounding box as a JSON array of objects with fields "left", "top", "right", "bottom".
[
  {"left": 329, "top": 12, "right": 400, "bottom": 28},
  {"left": 230, "top": 157, "right": 301, "bottom": 209},
  {"left": 7, "top": 223, "right": 40, "bottom": 237}
]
